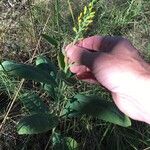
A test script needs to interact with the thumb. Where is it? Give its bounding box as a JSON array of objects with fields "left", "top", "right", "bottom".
[{"left": 66, "top": 44, "right": 96, "bottom": 68}]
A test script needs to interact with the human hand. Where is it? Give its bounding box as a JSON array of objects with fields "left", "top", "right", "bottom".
[{"left": 66, "top": 36, "right": 150, "bottom": 124}]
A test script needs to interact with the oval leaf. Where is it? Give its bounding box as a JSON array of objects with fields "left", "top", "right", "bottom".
[
  {"left": 43, "top": 84, "right": 56, "bottom": 99},
  {"left": 17, "top": 113, "right": 59, "bottom": 134},
  {"left": 65, "top": 137, "right": 79, "bottom": 150},
  {"left": 36, "top": 56, "right": 57, "bottom": 77},
  {"left": 0, "top": 61, "right": 56, "bottom": 85},
  {"left": 63, "top": 94, "right": 131, "bottom": 127},
  {"left": 52, "top": 132, "right": 78, "bottom": 150},
  {"left": 20, "top": 92, "right": 49, "bottom": 114}
]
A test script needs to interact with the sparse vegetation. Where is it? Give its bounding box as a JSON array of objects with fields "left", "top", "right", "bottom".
[{"left": 0, "top": 0, "right": 150, "bottom": 149}]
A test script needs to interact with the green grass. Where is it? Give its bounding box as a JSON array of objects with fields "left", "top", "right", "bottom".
[{"left": 0, "top": 0, "right": 150, "bottom": 149}]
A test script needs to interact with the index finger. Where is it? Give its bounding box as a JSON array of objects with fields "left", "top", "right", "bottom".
[{"left": 76, "top": 35, "right": 103, "bottom": 51}]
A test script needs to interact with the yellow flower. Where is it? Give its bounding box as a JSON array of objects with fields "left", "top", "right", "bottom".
[
  {"left": 88, "top": 20, "right": 93, "bottom": 23},
  {"left": 78, "top": 12, "right": 83, "bottom": 22},
  {"left": 73, "top": 27, "right": 77, "bottom": 33},
  {"left": 73, "top": 0, "right": 97, "bottom": 43},
  {"left": 83, "top": 6, "right": 87, "bottom": 15}
]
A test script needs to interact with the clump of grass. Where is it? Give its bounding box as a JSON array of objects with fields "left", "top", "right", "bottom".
[{"left": 90, "top": 0, "right": 143, "bottom": 36}]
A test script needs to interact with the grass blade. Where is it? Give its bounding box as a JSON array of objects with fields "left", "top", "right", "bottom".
[{"left": 41, "top": 34, "right": 58, "bottom": 47}]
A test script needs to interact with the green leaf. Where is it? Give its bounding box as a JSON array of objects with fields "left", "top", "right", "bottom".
[
  {"left": 36, "top": 56, "right": 57, "bottom": 77},
  {"left": 65, "top": 137, "right": 78, "bottom": 150},
  {"left": 17, "top": 113, "right": 59, "bottom": 134},
  {"left": 57, "top": 52, "right": 65, "bottom": 71},
  {"left": 20, "top": 92, "right": 49, "bottom": 114},
  {"left": 0, "top": 61, "right": 56, "bottom": 85},
  {"left": 52, "top": 132, "right": 78, "bottom": 150},
  {"left": 41, "top": 34, "right": 58, "bottom": 47},
  {"left": 63, "top": 94, "right": 131, "bottom": 127},
  {"left": 43, "top": 84, "right": 56, "bottom": 99}
]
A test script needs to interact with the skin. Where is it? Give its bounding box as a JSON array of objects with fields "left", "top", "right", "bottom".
[{"left": 66, "top": 35, "right": 150, "bottom": 124}]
